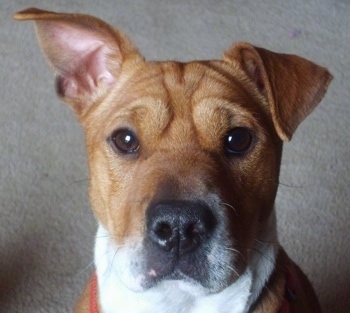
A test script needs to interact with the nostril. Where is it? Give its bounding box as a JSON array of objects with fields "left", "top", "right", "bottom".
[
  {"left": 148, "top": 219, "right": 178, "bottom": 252},
  {"left": 154, "top": 222, "right": 173, "bottom": 241},
  {"left": 181, "top": 222, "right": 202, "bottom": 252},
  {"left": 183, "top": 222, "right": 202, "bottom": 242}
]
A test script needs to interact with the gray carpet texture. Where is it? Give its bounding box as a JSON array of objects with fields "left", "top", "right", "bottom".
[{"left": 1, "top": 1, "right": 349, "bottom": 312}]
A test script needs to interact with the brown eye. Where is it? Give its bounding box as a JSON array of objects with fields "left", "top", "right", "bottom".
[
  {"left": 224, "top": 127, "right": 253, "bottom": 155},
  {"left": 109, "top": 128, "right": 140, "bottom": 155}
]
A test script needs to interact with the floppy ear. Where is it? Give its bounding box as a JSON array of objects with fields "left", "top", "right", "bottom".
[
  {"left": 223, "top": 42, "right": 333, "bottom": 141},
  {"left": 13, "top": 8, "right": 143, "bottom": 117}
]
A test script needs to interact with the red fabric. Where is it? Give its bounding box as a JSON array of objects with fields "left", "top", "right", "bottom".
[
  {"left": 90, "top": 273, "right": 99, "bottom": 313},
  {"left": 280, "top": 299, "right": 291, "bottom": 313}
]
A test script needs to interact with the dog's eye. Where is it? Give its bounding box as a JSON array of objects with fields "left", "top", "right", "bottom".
[
  {"left": 109, "top": 128, "right": 140, "bottom": 155},
  {"left": 224, "top": 127, "right": 253, "bottom": 155}
]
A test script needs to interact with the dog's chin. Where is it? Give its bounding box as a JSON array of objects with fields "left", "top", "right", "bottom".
[
  {"left": 153, "top": 277, "right": 214, "bottom": 297},
  {"left": 140, "top": 270, "right": 215, "bottom": 295},
  {"left": 136, "top": 257, "right": 239, "bottom": 295},
  {"left": 108, "top": 252, "right": 238, "bottom": 295},
  {"left": 134, "top": 256, "right": 243, "bottom": 296}
]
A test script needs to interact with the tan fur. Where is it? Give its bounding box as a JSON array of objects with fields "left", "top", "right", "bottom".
[
  {"left": 14, "top": 8, "right": 332, "bottom": 313},
  {"left": 73, "top": 280, "right": 91, "bottom": 313},
  {"left": 252, "top": 249, "right": 322, "bottom": 312}
]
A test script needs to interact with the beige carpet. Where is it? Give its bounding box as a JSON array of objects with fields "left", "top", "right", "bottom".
[{"left": 1, "top": 1, "right": 349, "bottom": 312}]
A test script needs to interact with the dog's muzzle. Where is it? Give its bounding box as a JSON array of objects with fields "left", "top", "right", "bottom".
[
  {"left": 142, "top": 200, "right": 220, "bottom": 288},
  {"left": 147, "top": 200, "right": 217, "bottom": 253}
]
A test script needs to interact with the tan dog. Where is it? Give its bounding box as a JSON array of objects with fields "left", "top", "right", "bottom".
[{"left": 14, "top": 8, "right": 332, "bottom": 313}]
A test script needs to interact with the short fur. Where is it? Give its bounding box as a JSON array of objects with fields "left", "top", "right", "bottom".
[{"left": 14, "top": 8, "right": 332, "bottom": 313}]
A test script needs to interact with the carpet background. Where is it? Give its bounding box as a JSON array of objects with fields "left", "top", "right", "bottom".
[{"left": 1, "top": 1, "right": 349, "bottom": 312}]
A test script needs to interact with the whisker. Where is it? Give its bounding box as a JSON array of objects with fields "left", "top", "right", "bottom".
[
  {"left": 226, "top": 265, "right": 240, "bottom": 278},
  {"left": 67, "top": 178, "right": 90, "bottom": 186},
  {"left": 76, "top": 257, "right": 96, "bottom": 277},
  {"left": 221, "top": 202, "right": 238, "bottom": 216},
  {"left": 247, "top": 247, "right": 276, "bottom": 265},
  {"left": 278, "top": 181, "right": 309, "bottom": 188},
  {"left": 222, "top": 245, "right": 247, "bottom": 264},
  {"left": 254, "top": 238, "right": 279, "bottom": 245},
  {"left": 223, "top": 246, "right": 240, "bottom": 254},
  {"left": 94, "top": 235, "right": 110, "bottom": 239}
]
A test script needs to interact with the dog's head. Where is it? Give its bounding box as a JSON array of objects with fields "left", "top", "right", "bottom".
[{"left": 14, "top": 8, "right": 332, "bottom": 294}]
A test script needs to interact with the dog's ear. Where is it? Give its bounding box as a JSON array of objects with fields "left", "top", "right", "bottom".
[
  {"left": 223, "top": 42, "right": 333, "bottom": 141},
  {"left": 14, "top": 8, "right": 143, "bottom": 117}
]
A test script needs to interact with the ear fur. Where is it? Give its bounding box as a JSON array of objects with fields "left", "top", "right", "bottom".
[
  {"left": 223, "top": 42, "right": 333, "bottom": 141},
  {"left": 14, "top": 8, "right": 143, "bottom": 117}
]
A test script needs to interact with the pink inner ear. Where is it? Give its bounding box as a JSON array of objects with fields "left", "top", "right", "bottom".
[{"left": 38, "top": 22, "right": 117, "bottom": 98}]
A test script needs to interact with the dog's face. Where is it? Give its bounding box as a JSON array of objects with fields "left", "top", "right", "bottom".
[
  {"left": 14, "top": 8, "right": 332, "bottom": 294},
  {"left": 86, "top": 60, "right": 282, "bottom": 292}
]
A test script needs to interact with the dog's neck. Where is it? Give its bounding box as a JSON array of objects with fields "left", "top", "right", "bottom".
[
  {"left": 244, "top": 209, "right": 278, "bottom": 312},
  {"left": 94, "top": 211, "right": 278, "bottom": 313}
]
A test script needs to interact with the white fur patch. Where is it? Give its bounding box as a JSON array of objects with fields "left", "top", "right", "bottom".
[{"left": 95, "top": 210, "right": 278, "bottom": 313}]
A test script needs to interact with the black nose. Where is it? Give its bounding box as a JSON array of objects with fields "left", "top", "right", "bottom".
[{"left": 146, "top": 200, "right": 217, "bottom": 254}]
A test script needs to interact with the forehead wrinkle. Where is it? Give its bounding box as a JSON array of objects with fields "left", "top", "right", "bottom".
[
  {"left": 160, "top": 62, "right": 210, "bottom": 118},
  {"left": 86, "top": 63, "right": 171, "bottom": 140},
  {"left": 203, "top": 61, "right": 271, "bottom": 115},
  {"left": 194, "top": 97, "right": 258, "bottom": 127},
  {"left": 195, "top": 61, "right": 263, "bottom": 106},
  {"left": 192, "top": 62, "right": 270, "bottom": 120},
  {"left": 200, "top": 61, "right": 247, "bottom": 88},
  {"left": 104, "top": 98, "right": 172, "bottom": 142},
  {"left": 157, "top": 61, "right": 250, "bottom": 151},
  {"left": 163, "top": 63, "right": 213, "bottom": 148},
  {"left": 190, "top": 61, "right": 268, "bottom": 152},
  {"left": 106, "top": 62, "right": 173, "bottom": 135}
]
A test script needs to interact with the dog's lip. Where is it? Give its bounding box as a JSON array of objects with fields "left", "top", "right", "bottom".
[
  {"left": 143, "top": 266, "right": 197, "bottom": 289},
  {"left": 142, "top": 267, "right": 224, "bottom": 296},
  {"left": 167, "top": 269, "right": 191, "bottom": 281}
]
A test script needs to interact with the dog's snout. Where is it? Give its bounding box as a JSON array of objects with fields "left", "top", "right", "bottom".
[{"left": 146, "top": 201, "right": 217, "bottom": 254}]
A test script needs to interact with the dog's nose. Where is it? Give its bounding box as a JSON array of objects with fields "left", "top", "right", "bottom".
[{"left": 146, "top": 201, "right": 217, "bottom": 254}]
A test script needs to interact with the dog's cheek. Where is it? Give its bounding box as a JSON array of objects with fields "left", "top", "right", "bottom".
[
  {"left": 88, "top": 149, "right": 114, "bottom": 228},
  {"left": 86, "top": 140, "right": 154, "bottom": 248},
  {"left": 87, "top": 145, "right": 134, "bottom": 242},
  {"left": 219, "top": 145, "right": 281, "bottom": 254},
  {"left": 253, "top": 135, "right": 283, "bottom": 221}
]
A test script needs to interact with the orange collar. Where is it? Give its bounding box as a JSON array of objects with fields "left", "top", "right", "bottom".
[{"left": 90, "top": 273, "right": 99, "bottom": 313}]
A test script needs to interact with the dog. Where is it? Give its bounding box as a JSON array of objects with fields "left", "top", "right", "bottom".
[{"left": 14, "top": 8, "right": 332, "bottom": 313}]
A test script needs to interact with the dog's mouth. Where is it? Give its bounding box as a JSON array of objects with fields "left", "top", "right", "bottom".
[
  {"left": 145, "top": 266, "right": 200, "bottom": 289},
  {"left": 139, "top": 240, "right": 240, "bottom": 294},
  {"left": 142, "top": 250, "right": 212, "bottom": 290}
]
